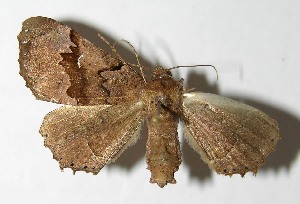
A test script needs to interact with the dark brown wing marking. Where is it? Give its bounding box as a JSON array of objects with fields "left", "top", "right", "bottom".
[{"left": 18, "top": 16, "right": 144, "bottom": 105}]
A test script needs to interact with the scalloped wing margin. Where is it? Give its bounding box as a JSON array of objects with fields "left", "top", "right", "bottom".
[
  {"left": 39, "top": 101, "right": 144, "bottom": 174},
  {"left": 182, "top": 92, "right": 280, "bottom": 176}
]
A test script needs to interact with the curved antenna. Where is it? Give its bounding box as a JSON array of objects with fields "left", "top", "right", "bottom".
[
  {"left": 121, "top": 39, "right": 147, "bottom": 83},
  {"left": 97, "top": 34, "right": 146, "bottom": 82},
  {"left": 97, "top": 34, "right": 125, "bottom": 63},
  {"left": 168, "top": 64, "right": 219, "bottom": 81}
]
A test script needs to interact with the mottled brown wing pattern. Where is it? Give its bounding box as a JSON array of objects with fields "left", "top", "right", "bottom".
[
  {"left": 100, "top": 65, "right": 145, "bottom": 104},
  {"left": 18, "top": 16, "right": 144, "bottom": 105},
  {"left": 182, "top": 92, "right": 280, "bottom": 176},
  {"left": 19, "top": 16, "right": 280, "bottom": 188},
  {"left": 40, "top": 102, "right": 144, "bottom": 173}
]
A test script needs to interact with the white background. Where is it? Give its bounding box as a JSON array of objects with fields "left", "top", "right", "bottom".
[{"left": 1, "top": 0, "right": 299, "bottom": 204}]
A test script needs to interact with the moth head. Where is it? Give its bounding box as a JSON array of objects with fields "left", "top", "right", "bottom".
[{"left": 152, "top": 66, "right": 172, "bottom": 79}]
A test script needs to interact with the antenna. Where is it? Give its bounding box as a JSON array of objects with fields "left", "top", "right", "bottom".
[
  {"left": 121, "top": 39, "right": 147, "bottom": 83},
  {"left": 168, "top": 64, "right": 218, "bottom": 81}
]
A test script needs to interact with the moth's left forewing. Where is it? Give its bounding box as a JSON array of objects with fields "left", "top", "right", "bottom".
[{"left": 181, "top": 92, "right": 280, "bottom": 176}]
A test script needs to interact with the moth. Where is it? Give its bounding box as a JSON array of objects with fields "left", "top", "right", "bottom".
[{"left": 18, "top": 16, "right": 280, "bottom": 188}]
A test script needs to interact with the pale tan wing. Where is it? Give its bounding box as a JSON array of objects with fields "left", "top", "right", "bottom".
[
  {"left": 39, "top": 102, "right": 144, "bottom": 174},
  {"left": 182, "top": 92, "right": 279, "bottom": 176},
  {"left": 18, "top": 16, "right": 144, "bottom": 105}
]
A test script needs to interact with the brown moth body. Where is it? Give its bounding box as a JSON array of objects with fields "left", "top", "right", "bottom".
[
  {"left": 18, "top": 16, "right": 280, "bottom": 188},
  {"left": 143, "top": 68, "right": 183, "bottom": 187}
]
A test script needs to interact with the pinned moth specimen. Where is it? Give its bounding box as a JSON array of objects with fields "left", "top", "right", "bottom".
[{"left": 18, "top": 16, "right": 280, "bottom": 188}]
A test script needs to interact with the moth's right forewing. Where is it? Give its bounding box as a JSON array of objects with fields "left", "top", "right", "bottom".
[
  {"left": 39, "top": 101, "right": 144, "bottom": 174},
  {"left": 182, "top": 92, "right": 279, "bottom": 176}
]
